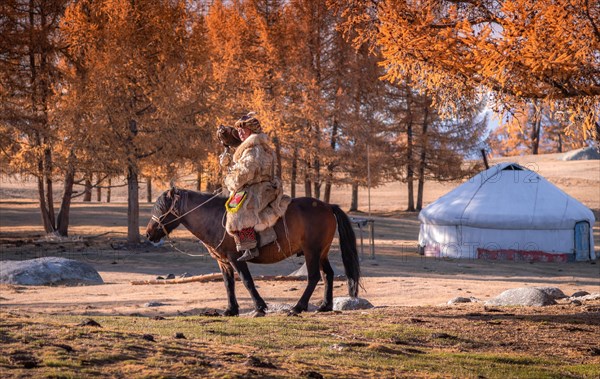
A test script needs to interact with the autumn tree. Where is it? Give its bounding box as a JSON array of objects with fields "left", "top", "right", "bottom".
[
  {"left": 332, "top": 0, "right": 600, "bottom": 140},
  {"left": 0, "top": 0, "right": 76, "bottom": 235},
  {"left": 488, "top": 102, "right": 592, "bottom": 156},
  {"left": 61, "top": 0, "right": 212, "bottom": 244}
]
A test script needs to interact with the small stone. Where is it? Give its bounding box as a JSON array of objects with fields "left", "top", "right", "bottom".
[
  {"left": 144, "top": 302, "right": 167, "bottom": 307},
  {"left": 142, "top": 334, "right": 155, "bottom": 342},
  {"left": 174, "top": 332, "right": 186, "bottom": 339},
  {"left": 301, "top": 370, "right": 324, "bottom": 379},
  {"left": 332, "top": 297, "right": 374, "bottom": 311},
  {"left": 244, "top": 355, "right": 276, "bottom": 368},
  {"left": 165, "top": 274, "right": 175, "bottom": 279},
  {"left": 431, "top": 332, "right": 456, "bottom": 340},
  {"left": 77, "top": 318, "right": 102, "bottom": 327},
  {"left": 447, "top": 297, "right": 473, "bottom": 305},
  {"left": 571, "top": 291, "right": 590, "bottom": 298}
]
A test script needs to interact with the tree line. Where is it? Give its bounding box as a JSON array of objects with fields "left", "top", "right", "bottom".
[{"left": 1, "top": 0, "right": 596, "bottom": 244}]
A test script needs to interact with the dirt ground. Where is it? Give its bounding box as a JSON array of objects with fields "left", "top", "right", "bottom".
[{"left": 1, "top": 155, "right": 599, "bottom": 316}]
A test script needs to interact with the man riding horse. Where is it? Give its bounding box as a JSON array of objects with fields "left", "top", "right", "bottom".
[{"left": 220, "top": 113, "right": 290, "bottom": 261}]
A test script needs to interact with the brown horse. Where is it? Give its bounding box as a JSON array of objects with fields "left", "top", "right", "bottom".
[{"left": 145, "top": 187, "right": 361, "bottom": 316}]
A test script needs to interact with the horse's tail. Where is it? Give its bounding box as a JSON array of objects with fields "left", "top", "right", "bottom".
[{"left": 332, "top": 205, "right": 361, "bottom": 298}]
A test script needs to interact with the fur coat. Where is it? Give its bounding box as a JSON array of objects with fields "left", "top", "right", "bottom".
[{"left": 224, "top": 133, "right": 290, "bottom": 233}]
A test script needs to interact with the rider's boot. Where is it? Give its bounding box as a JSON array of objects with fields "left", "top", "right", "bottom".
[{"left": 238, "top": 247, "right": 259, "bottom": 262}]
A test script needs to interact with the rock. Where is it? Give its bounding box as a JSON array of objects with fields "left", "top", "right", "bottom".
[
  {"left": 77, "top": 318, "right": 102, "bottom": 327},
  {"left": 174, "top": 332, "right": 186, "bottom": 339},
  {"left": 266, "top": 303, "right": 317, "bottom": 314},
  {"left": 301, "top": 370, "right": 324, "bottom": 379},
  {"left": 561, "top": 146, "right": 600, "bottom": 161},
  {"left": 571, "top": 291, "right": 590, "bottom": 298},
  {"left": 447, "top": 297, "right": 476, "bottom": 305},
  {"left": 142, "top": 334, "right": 155, "bottom": 342},
  {"left": 244, "top": 355, "right": 277, "bottom": 369},
  {"left": 0, "top": 257, "right": 103, "bottom": 286},
  {"left": 165, "top": 274, "right": 175, "bottom": 279},
  {"left": 485, "top": 287, "right": 556, "bottom": 307},
  {"left": 332, "top": 297, "right": 374, "bottom": 311},
  {"left": 573, "top": 293, "right": 600, "bottom": 301},
  {"left": 8, "top": 351, "right": 38, "bottom": 369},
  {"left": 534, "top": 287, "right": 567, "bottom": 299},
  {"left": 144, "top": 302, "right": 167, "bottom": 307}
]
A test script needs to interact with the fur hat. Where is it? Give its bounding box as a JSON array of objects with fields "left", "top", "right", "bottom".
[{"left": 235, "top": 112, "right": 262, "bottom": 133}]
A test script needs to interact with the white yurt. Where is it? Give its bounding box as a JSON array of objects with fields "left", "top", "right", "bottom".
[{"left": 418, "top": 163, "right": 596, "bottom": 261}]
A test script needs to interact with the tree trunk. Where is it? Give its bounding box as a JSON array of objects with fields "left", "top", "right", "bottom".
[
  {"left": 96, "top": 176, "right": 102, "bottom": 201},
  {"left": 350, "top": 182, "right": 358, "bottom": 212},
  {"left": 196, "top": 167, "right": 202, "bottom": 191},
  {"left": 530, "top": 100, "right": 542, "bottom": 155},
  {"left": 56, "top": 158, "right": 75, "bottom": 236},
  {"left": 557, "top": 133, "right": 563, "bottom": 153},
  {"left": 405, "top": 87, "right": 416, "bottom": 212},
  {"left": 272, "top": 133, "right": 282, "bottom": 178},
  {"left": 406, "top": 120, "right": 415, "bottom": 212},
  {"left": 290, "top": 148, "right": 297, "bottom": 198},
  {"left": 44, "top": 146, "right": 55, "bottom": 225},
  {"left": 37, "top": 174, "right": 54, "bottom": 233},
  {"left": 127, "top": 161, "right": 140, "bottom": 245},
  {"left": 83, "top": 176, "right": 92, "bottom": 202},
  {"left": 106, "top": 178, "right": 112, "bottom": 203},
  {"left": 304, "top": 173, "right": 312, "bottom": 198},
  {"left": 416, "top": 104, "right": 430, "bottom": 211},
  {"left": 146, "top": 176, "right": 152, "bottom": 203},
  {"left": 324, "top": 118, "right": 339, "bottom": 204},
  {"left": 324, "top": 181, "right": 332, "bottom": 204},
  {"left": 313, "top": 156, "right": 320, "bottom": 199}
]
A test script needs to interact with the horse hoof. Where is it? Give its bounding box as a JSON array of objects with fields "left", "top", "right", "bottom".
[
  {"left": 287, "top": 311, "right": 299, "bottom": 317},
  {"left": 223, "top": 309, "right": 239, "bottom": 317},
  {"left": 316, "top": 305, "right": 333, "bottom": 312},
  {"left": 251, "top": 310, "right": 266, "bottom": 318}
]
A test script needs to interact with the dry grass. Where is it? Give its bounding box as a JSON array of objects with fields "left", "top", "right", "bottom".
[{"left": 1, "top": 304, "right": 599, "bottom": 378}]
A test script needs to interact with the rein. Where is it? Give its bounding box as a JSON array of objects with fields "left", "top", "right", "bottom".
[
  {"left": 151, "top": 189, "right": 226, "bottom": 257},
  {"left": 152, "top": 189, "right": 224, "bottom": 237}
]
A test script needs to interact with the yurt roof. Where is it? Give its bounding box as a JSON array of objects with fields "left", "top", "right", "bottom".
[{"left": 418, "top": 162, "right": 595, "bottom": 230}]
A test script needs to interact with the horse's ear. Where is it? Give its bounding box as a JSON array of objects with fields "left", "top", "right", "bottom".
[{"left": 167, "top": 185, "right": 177, "bottom": 199}]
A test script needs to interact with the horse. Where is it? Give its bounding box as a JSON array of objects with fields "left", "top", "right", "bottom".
[{"left": 145, "top": 187, "right": 361, "bottom": 316}]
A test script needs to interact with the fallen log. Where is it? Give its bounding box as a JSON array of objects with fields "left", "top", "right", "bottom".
[{"left": 131, "top": 273, "right": 346, "bottom": 285}]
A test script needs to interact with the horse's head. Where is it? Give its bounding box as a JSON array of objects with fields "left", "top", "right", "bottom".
[{"left": 145, "top": 187, "right": 183, "bottom": 244}]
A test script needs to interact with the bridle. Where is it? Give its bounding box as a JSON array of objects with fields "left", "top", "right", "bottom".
[{"left": 151, "top": 189, "right": 223, "bottom": 238}]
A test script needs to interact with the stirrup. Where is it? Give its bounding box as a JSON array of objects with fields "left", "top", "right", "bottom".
[{"left": 237, "top": 248, "right": 259, "bottom": 262}]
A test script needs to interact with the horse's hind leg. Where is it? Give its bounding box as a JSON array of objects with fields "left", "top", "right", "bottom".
[
  {"left": 317, "top": 257, "right": 334, "bottom": 312},
  {"left": 290, "top": 250, "right": 321, "bottom": 315},
  {"left": 229, "top": 259, "right": 268, "bottom": 315}
]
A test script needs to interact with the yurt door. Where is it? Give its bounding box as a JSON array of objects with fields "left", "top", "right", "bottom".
[{"left": 574, "top": 221, "right": 591, "bottom": 261}]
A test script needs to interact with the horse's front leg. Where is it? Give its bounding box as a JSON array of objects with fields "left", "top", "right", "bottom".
[
  {"left": 218, "top": 261, "right": 239, "bottom": 316},
  {"left": 228, "top": 256, "right": 268, "bottom": 316}
]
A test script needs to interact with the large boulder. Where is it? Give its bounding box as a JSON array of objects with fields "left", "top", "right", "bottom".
[
  {"left": 561, "top": 147, "right": 600, "bottom": 161},
  {"left": 485, "top": 287, "right": 556, "bottom": 307},
  {"left": 0, "top": 257, "right": 103, "bottom": 286}
]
